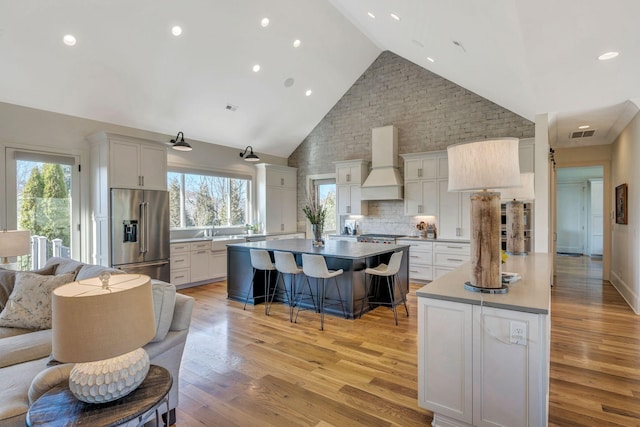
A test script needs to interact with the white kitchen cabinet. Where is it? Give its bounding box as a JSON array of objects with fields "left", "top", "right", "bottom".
[
  {"left": 189, "top": 241, "right": 211, "bottom": 283},
  {"left": 169, "top": 243, "right": 190, "bottom": 286},
  {"left": 418, "top": 254, "right": 551, "bottom": 427},
  {"left": 336, "top": 160, "right": 368, "bottom": 185},
  {"left": 256, "top": 164, "right": 297, "bottom": 234},
  {"left": 404, "top": 180, "right": 437, "bottom": 216},
  {"left": 107, "top": 139, "right": 167, "bottom": 190},
  {"left": 337, "top": 184, "right": 368, "bottom": 215},
  {"left": 398, "top": 239, "right": 433, "bottom": 281},
  {"left": 437, "top": 180, "right": 470, "bottom": 239},
  {"left": 405, "top": 157, "right": 437, "bottom": 181},
  {"left": 209, "top": 250, "right": 226, "bottom": 279},
  {"left": 335, "top": 160, "right": 369, "bottom": 216},
  {"left": 433, "top": 241, "right": 470, "bottom": 279}
]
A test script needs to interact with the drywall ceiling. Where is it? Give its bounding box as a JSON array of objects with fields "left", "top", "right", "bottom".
[{"left": 1, "top": 0, "right": 639, "bottom": 157}]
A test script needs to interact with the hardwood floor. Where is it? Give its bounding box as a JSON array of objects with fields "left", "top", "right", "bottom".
[
  {"left": 175, "top": 256, "right": 640, "bottom": 426},
  {"left": 550, "top": 256, "right": 640, "bottom": 426}
]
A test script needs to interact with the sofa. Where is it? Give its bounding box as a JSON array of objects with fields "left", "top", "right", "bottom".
[{"left": 0, "top": 257, "right": 195, "bottom": 426}]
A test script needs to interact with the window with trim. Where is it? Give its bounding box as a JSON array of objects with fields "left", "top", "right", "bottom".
[{"left": 168, "top": 169, "right": 251, "bottom": 229}]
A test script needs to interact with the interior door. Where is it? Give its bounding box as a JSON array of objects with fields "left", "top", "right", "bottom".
[{"left": 556, "top": 183, "right": 585, "bottom": 254}]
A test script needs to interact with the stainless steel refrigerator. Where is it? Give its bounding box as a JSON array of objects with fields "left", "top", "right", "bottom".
[{"left": 110, "top": 188, "right": 170, "bottom": 281}]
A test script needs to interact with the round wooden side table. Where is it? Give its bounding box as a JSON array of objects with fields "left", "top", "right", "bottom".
[{"left": 26, "top": 364, "right": 172, "bottom": 427}]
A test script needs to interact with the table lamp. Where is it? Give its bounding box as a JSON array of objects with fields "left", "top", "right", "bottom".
[
  {"left": 52, "top": 274, "right": 156, "bottom": 403},
  {"left": 0, "top": 230, "right": 31, "bottom": 267},
  {"left": 447, "top": 138, "right": 521, "bottom": 293},
  {"left": 500, "top": 172, "right": 535, "bottom": 255}
]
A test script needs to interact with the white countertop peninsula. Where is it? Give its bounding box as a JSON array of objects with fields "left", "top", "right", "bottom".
[
  {"left": 416, "top": 252, "right": 552, "bottom": 314},
  {"left": 417, "top": 253, "right": 552, "bottom": 427}
]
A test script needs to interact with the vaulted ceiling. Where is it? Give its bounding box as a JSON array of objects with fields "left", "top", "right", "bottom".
[{"left": 1, "top": 0, "right": 638, "bottom": 157}]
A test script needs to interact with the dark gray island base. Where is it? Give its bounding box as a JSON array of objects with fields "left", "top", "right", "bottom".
[{"left": 227, "top": 239, "right": 409, "bottom": 319}]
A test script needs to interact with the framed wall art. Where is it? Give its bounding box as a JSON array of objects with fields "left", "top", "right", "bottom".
[{"left": 616, "top": 183, "right": 628, "bottom": 225}]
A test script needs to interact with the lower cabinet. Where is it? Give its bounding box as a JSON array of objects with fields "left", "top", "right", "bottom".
[
  {"left": 397, "top": 239, "right": 433, "bottom": 281},
  {"left": 170, "top": 241, "right": 228, "bottom": 288},
  {"left": 433, "top": 241, "right": 469, "bottom": 280},
  {"left": 209, "top": 250, "right": 226, "bottom": 279},
  {"left": 418, "top": 297, "right": 548, "bottom": 427}
]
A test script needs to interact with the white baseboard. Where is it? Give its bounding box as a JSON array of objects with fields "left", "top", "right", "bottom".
[{"left": 609, "top": 270, "right": 640, "bottom": 314}]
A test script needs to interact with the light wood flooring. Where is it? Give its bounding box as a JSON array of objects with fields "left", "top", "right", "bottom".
[{"left": 175, "top": 256, "right": 640, "bottom": 426}]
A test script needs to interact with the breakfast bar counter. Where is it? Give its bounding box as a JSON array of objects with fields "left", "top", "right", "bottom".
[{"left": 226, "top": 239, "right": 409, "bottom": 318}]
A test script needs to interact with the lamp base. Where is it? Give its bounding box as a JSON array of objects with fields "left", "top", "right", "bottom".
[
  {"left": 68, "top": 348, "right": 150, "bottom": 403},
  {"left": 464, "top": 282, "right": 509, "bottom": 294}
]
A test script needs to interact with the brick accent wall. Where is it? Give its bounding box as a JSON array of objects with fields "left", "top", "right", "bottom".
[{"left": 289, "top": 50, "right": 535, "bottom": 235}]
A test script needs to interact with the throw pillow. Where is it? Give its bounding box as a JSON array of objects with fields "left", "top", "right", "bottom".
[
  {"left": 0, "top": 264, "right": 58, "bottom": 312},
  {"left": 0, "top": 271, "right": 75, "bottom": 330}
]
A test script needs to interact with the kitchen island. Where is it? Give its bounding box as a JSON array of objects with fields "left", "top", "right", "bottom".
[
  {"left": 226, "top": 239, "right": 409, "bottom": 318},
  {"left": 416, "top": 253, "right": 552, "bottom": 427}
]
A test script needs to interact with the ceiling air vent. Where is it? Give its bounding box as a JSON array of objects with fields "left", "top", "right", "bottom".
[{"left": 570, "top": 129, "right": 597, "bottom": 139}]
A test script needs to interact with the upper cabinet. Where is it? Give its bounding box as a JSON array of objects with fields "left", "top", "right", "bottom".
[
  {"left": 256, "top": 164, "right": 297, "bottom": 234},
  {"left": 334, "top": 160, "right": 369, "bottom": 216},
  {"left": 89, "top": 133, "right": 168, "bottom": 192},
  {"left": 402, "top": 140, "right": 533, "bottom": 240}
]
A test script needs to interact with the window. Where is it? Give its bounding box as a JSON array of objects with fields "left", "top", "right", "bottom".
[
  {"left": 314, "top": 179, "right": 336, "bottom": 235},
  {"left": 5, "top": 149, "right": 80, "bottom": 269},
  {"left": 168, "top": 169, "right": 251, "bottom": 230}
]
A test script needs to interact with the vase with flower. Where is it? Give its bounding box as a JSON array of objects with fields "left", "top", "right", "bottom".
[{"left": 303, "top": 197, "right": 327, "bottom": 247}]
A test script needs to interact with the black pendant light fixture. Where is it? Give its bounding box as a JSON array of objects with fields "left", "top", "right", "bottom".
[
  {"left": 170, "top": 132, "right": 192, "bottom": 152},
  {"left": 239, "top": 146, "right": 259, "bottom": 162}
]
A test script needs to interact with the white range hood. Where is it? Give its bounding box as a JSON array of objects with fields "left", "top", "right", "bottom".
[{"left": 360, "top": 125, "right": 403, "bottom": 200}]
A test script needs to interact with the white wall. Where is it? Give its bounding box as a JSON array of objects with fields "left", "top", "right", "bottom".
[
  {"left": 610, "top": 110, "right": 640, "bottom": 313},
  {"left": 0, "top": 102, "right": 288, "bottom": 262}
]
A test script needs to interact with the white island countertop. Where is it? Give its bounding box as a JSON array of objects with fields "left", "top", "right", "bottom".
[{"left": 415, "top": 252, "right": 552, "bottom": 314}]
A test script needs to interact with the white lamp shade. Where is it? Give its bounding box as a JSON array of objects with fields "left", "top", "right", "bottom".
[
  {"left": 52, "top": 274, "right": 156, "bottom": 363},
  {"left": 500, "top": 173, "right": 535, "bottom": 201},
  {"left": 0, "top": 230, "right": 31, "bottom": 258},
  {"left": 447, "top": 138, "right": 521, "bottom": 191}
]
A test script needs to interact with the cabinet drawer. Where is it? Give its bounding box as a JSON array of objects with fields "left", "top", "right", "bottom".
[
  {"left": 170, "top": 243, "right": 190, "bottom": 255},
  {"left": 190, "top": 241, "right": 211, "bottom": 251},
  {"left": 409, "top": 250, "right": 433, "bottom": 266},
  {"left": 434, "top": 242, "right": 469, "bottom": 255},
  {"left": 170, "top": 269, "right": 190, "bottom": 286},
  {"left": 434, "top": 266, "right": 455, "bottom": 280},
  {"left": 434, "top": 252, "right": 469, "bottom": 268},
  {"left": 409, "top": 265, "right": 433, "bottom": 281},
  {"left": 171, "top": 253, "right": 190, "bottom": 269}
]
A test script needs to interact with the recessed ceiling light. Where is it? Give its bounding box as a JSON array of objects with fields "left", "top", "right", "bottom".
[
  {"left": 598, "top": 51, "right": 619, "bottom": 61},
  {"left": 578, "top": 125, "right": 590, "bottom": 129},
  {"left": 293, "top": 39, "right": 301, "bottom": 48},
  {"left": 427, "top": 57, "right": 435, "bottom": 63},
  {"left": 284, "top": 78, "right": 295, "bottom": 88},
  {"left": 367, "top": 12, "right": 376, "bottom": 19},
  {"left": 171, "top": 26, "right": 182, "bottom": 36},
  {"left": 305, "top": 89, "right": 312, "bottom": 97},
  {"left": 261, "top": 17, "right": 270, "bottom": 27},
  {"left": 63, "top": 34, "right": 76, "bottom": 46},
  {"left": 252, "top": 64, "right": 261, "bottom": 72},
  {"left": 412, "top": 39, "right": 424, "bottom": 48},
  {"left": 390, "top": 13, "right": 401, "bottom": 21}
]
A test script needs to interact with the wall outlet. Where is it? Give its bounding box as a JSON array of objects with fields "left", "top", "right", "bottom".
[{"left": 510, "top": 321, "right": 527, "bottom": 346}]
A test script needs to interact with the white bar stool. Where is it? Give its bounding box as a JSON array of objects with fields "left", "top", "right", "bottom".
[
  {"left": 243, "top": 249, "right": 276, "bottom": 315},
  {"left": 360, "top": 251, "right": 408, "bottom": 325},
  {"left": 269, "top": 251, "right": 313, "bottom": 321},
  {"left": 300, "top": 254, "right": 346, "bottom": 331}
]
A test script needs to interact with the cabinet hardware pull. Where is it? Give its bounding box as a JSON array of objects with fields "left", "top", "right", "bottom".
[
  {"left": 175, "top": 275, "right": 185, "bottom": 279},
  {"left": 447, "top": 246, "right": 462, "bottom": 249},
  {"left": 196, "top": 250, "right": 206, "bottom": 254},
  {"left": 281, "top": 177, "right": 284, "bottom": 186},
  {"left": 346, "top": 173, "right": 351, "bottom": 182},
  {"left": 418, "top": 168, "right": 422, "bottom": 178},
  {"left": 447, "top": 258, "right": 463, "bottom": 262}
]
